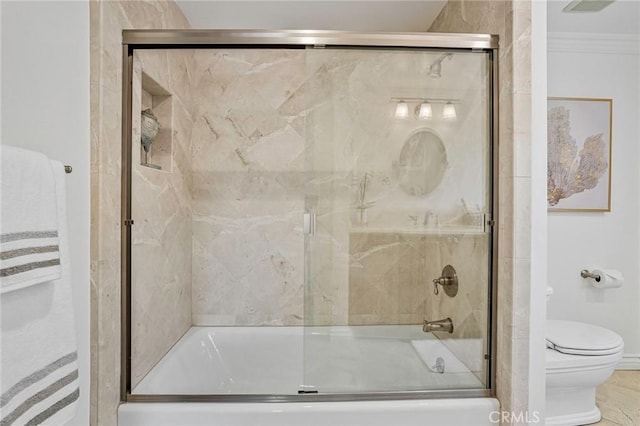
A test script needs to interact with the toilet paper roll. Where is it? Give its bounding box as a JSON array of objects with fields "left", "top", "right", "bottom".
[{"left": 592, "top": 269, "right": 624, "bottom": 289}]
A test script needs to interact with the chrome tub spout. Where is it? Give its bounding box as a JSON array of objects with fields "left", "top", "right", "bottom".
[{"left": 423, "top": 317, "right": 454, "bottom": 333}]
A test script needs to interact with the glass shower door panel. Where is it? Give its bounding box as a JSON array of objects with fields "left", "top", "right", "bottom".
[
  {"left": 131, "top": 48, "right": 309, "bottom": 395},
  {"left": 129, "top": 49, "right": 194, "bottom": 395},
  {"left": 303, "top": 47, "right": 492, "bottom": 393}
]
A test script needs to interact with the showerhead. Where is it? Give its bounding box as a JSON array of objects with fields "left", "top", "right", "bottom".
[
  {"left": 427, "top": 53, "right": 453, "bottom": 79},
  {"left": 428, "top": 62, "right": 442, "bottom": 78}
]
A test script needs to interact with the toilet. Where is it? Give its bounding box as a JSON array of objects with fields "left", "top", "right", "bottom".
[{"left": 545, "top": 287, "right": 624, "bottom": 426}]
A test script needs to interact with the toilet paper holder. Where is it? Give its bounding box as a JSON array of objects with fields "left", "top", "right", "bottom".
[{"left": 580, "top": 269, "right": 601, "bottom": 282}]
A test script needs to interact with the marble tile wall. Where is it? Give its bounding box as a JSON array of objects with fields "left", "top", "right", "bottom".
[
  {"left": 424, "top": 233, "right": 490, "bottom": 383},
  {"left": 130, "top": 50, "right": 194, "bottom": 388},
  {"left": 349, "top": 231, "right": 490, "bottom": 382},
  {"left": 348, "top": 233, "right": 427, "bottom": 325},
  {"left": 189, "top": 49, "right": 308, "bottom": 326},
  {"left": 91, "top": 1, "right": 512, "bottom": 420},
  {"left": 189, "top": 48, "right": 492, "bottom": 335},
  {"left": 304, "top": 49, "right": 490, "bottom": 231},
  {"left": 90, "top": 1, "right": 191, "bottom": 424},
  {"left": 430, "top": 0, "right": 533, "bottom": 420},
  {"left": 304, "top": 49, "right": 491, "bottom": 331}
]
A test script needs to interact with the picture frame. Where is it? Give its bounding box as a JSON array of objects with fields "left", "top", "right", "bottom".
[{"left": 547, "top": 97, "right": 612, "bottom": 212}]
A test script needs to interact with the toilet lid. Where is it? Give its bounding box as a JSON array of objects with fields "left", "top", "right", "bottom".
[{"left": 546, "top": 320, "right": 623, "bottom": 356}]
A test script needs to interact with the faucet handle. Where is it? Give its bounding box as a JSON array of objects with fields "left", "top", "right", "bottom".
[
  {"left": 433, "top": 276, "right": 451, "bottom": 286},
  {"left": 431, "top": 265, "right": 459, "bottom": 297},
  {"left": 432, "top": 277, "right": 451, "bottom": 295}
]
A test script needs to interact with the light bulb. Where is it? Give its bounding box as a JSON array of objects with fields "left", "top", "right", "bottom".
[
  {"left": 395, "top": 101, "right": 409, "bottom": 118},
  {"left": 442, "top": 102, "right": 457, "bottom": 120},
  {"left": 416, "top": 102, "right": 433, "bottom": 120}
]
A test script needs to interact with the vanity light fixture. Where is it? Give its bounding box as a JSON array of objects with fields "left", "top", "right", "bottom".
[
  {"left": 416, "top": 102, "right": 433, "bottom": 120},
  {"left": 391, "top": 98, "right": 459, "bottom": 120},
  {"left": 442, "top": 102, "right": 457, "bottom": 121},
  {"left": 395, "top": 100, "right": 409, "bottom": 118}
]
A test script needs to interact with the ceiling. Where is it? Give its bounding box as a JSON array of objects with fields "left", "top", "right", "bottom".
[
  {"left": 548, "top": 0, "right": 640, "bottom": 34},
  {"left": 175, "top": 1, "right": 447, "bottom": 32},
  {"left": 177, "top": 0, "right": 640, "bottom": 35}
]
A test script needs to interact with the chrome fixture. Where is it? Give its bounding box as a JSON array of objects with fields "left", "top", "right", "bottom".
[
  {"left": 423, "top": 317, "right": 454, "bottom": 333},
  {"left": 303, "top": 212, "right": 316, "bottom": 235},
  {"left": 563, "top": 0, "right": 615, "bottom": 13},
  {"left": 580, "top": 269, "right": 601, "bottom": 282},
  {"left": 432, "top": 264, "right": 459, "bottom": 297},
  {"left": 64, "top": 165, "right": 72, "bottom": 174},
  {"left": 427, "top": 53, "right": 453, "bottom": 78},
  {"left": 354, "top": 172, "right": 375, "bottom": 224},
  {"left": 432, "top": 357, "right": 445, "bottom": 374}
]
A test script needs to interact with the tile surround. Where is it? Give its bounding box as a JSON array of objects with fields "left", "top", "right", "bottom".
[
  {"left": 91, "top": 1, "right": 532, "bottom": 424},
  {"left": 130, "top": 50, "right": 194, "bottom": 389},
  {"left": 430, "top": 0, "right": 533, "bottom": 420},
  {"left": 189, "top": 49, "right": 307, "bottom": 326},
  {"left": 348, "top": 231, "right": 490, "bottom": 383},
  {"left": 90, "top": 1, "right": 190, "bottom": 424},
  {"left": 189, "top": 48, "right": 492, "bottom": 331}
]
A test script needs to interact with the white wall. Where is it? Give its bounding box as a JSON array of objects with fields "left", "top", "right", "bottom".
[
  {"left": 530, "top": 0, "right": 547, "bottom": 416},
  {"left": 547, "top": 33, "right": 640, "bottom": 368},
  {"left": 1, "top": 1, "right": 90, "bottom": 423}
]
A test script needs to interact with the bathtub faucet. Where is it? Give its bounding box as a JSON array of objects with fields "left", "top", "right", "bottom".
[{"left": 423, "top": 317, "right": 454, "bottom": 333}]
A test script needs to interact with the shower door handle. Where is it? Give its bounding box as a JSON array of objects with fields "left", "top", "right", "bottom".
[{"left": 303, "top": 213, "right": 316, "bottom": 235}]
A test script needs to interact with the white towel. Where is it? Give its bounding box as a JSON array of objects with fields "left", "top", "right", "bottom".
[
  {"left": 0, "top": 146, "right": 62, "bottom": 293},
  {"left": 1, "top": 160, "right": 79, "bottom": 425}
]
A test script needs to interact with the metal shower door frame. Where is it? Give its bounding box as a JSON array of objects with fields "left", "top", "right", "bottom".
[{"left": 120, "top": 29, "right": 499, "bottom": 404}]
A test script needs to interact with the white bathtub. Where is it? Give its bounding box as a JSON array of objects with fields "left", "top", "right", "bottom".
[{"left": 119, "top": 325, "right": 499, "bottom": 425}]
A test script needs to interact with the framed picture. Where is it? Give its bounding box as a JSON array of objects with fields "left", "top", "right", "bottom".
[{"left": 547, "top": 97, "right": 612, "bottom": 212}]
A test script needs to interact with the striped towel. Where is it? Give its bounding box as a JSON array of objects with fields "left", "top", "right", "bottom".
[
  {"left": 1, "top": 160, "right": 79, "bottom": 425},
  {"left": 0, "top": 352, "right": 79, "bottom": 426},
  {"left": 0, "top": 146, "right": 62, "bottom": 293}
]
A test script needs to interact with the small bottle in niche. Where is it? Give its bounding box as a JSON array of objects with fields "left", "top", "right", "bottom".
[{"left": 141, "top": 108, "right": 161, "bottom": 169}]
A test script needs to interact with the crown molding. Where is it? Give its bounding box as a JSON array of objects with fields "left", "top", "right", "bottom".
[{"left": 548, "top": 32, "right": 639, "bottom": 55}]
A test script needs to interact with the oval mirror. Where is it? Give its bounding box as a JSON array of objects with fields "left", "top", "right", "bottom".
[{"left": 397, "top": 129, "right": 447, "bottom": 196}]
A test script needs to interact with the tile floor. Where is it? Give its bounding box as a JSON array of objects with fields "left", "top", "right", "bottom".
[{"left": 593, "top": 370, "right": 640, "bottom": 425}]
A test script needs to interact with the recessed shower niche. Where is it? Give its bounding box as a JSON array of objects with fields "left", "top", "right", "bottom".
[{"left": 137, "top": 71, "right": 173, "bottom": 171}]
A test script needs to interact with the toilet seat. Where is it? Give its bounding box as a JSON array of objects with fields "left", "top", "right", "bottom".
[
  {"left": 546, "top": 320, "right": 623, "bottom": 356},
  {"left": 546, "top": 347, "right": 623, "bottom": 371}
]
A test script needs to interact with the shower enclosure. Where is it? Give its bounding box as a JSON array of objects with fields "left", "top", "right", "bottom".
[{"left": 121, "top": 30, "right": 498, "bottom": 404}]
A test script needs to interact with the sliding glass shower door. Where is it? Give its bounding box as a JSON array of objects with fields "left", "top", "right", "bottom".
[
  {"left": 123, "top": 31, "right": 497, "bottom": 400},
  {"left": 302, "top": 47, "right": 493, "bottom": 393}
]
